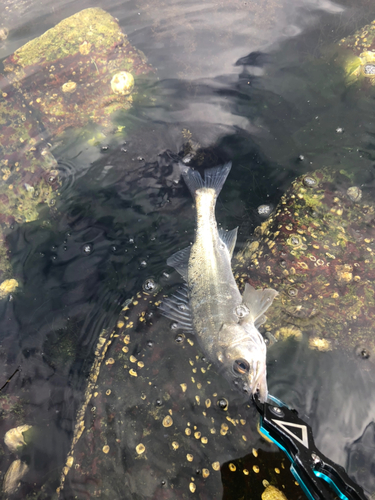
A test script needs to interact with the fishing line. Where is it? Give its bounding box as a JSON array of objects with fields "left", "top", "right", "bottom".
[{"left": 0, "top": 366, "right": 21, "bottom": 393}]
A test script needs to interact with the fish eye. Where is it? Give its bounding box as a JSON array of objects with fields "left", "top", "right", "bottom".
[{"left": 233, "top": 359, "right": 250, "bottom": 375}]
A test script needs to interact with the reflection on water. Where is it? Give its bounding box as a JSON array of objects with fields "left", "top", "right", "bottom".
[{"left": 1, "top": 0, "right": 375, "bottom": 497}]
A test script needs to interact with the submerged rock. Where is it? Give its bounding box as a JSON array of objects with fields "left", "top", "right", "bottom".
[
  {"left": 334, "top": 20, "right": 375, "bottom": 89},
  {"left": 2, "top": 8, "right": 153, "bottom": 136},
  {"left": 0, "top": 7, "right": 155, "bottom": 283},
  {"left": 57, "top": 294, "right": 304, "bottom": 499},
  {"left": 347, "top": 421, "right": 375, "bottom": 495},
  {"left": 235, "top": 168, "right": 375, "bottom": 356}
]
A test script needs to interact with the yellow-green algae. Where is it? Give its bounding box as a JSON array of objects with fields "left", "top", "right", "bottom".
[
  {"left": 333, "top": 19, "right": 375, "bottom": 88},
  {"left": 0, "top": 279, "right": 19, "bottom": 299},
  {"left": 11, "top": 8, "right": 124, "bottom": 67}
]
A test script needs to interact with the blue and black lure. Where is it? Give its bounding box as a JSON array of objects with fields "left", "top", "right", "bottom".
[{"left": 253, "top": 394, "right": 367, "bottom": 500}]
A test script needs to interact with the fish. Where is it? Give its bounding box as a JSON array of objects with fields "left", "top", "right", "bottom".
[{"left": 160, "top": 162, "right": 277, "bottom": 402}]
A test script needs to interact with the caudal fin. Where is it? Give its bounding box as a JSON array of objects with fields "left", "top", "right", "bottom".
[{"left": 179, "top": 162, "right": 232, "bottom": 200}]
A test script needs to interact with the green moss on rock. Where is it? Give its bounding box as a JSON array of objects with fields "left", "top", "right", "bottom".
[
  {"left": 11, "top": 8, "right": 124, "bottom": 67},
  {"left": 333, "top": 19, "right": 375, "bottom": 88}
]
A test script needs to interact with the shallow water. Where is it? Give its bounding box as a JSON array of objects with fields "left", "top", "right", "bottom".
[{"left": 1, "top": 0, "right": 375, "bottom": 498}]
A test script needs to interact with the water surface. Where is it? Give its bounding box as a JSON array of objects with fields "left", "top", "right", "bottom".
[{"left": 1, "top": 0, "right": 375, "bottom": 497}]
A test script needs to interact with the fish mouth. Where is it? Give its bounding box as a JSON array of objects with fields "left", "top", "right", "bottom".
[{"left": 246, "top": 360, "right": 268, "bottom": 402}]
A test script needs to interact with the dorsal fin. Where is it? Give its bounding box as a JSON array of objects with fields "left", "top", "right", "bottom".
[
  {"left": 166, "top": 246, "right": 191, "bottom": 280},
  {"left": 241, "top": 283, "right": 278, "bottom": 324},
  {"left": 159, "top": 285, "right": 194, "bottom": 333},
  {"left": 218, "top": 227, "right": 238, "bottom": 258}
]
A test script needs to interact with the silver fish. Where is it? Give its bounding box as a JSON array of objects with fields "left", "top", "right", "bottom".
[{"left": 160, "top": 162, "right": 277, "bottom": 402}]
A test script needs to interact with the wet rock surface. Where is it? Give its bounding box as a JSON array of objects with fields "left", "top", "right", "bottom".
[
  {"left": 2, "top": 8, "right": 153, "bottom": 136},
  {"left": 58, "top": 290, "right": 304, "bottom": 500},
  {"left": 0, "top": 7, "right": 154, "bottom": 283},
  {"left": 235, "top": 169, "right": 375, "bottom": 358}
]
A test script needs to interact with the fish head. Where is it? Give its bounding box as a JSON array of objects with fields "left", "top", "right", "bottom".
[{"left": 219, "top": 324, "right": 268, "bottom": 402}]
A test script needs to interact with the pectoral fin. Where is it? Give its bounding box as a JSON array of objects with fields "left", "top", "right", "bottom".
[
  {"left": 166, "top": 246, "right": 191, "bottom": 280},
  {"left": 241, "top": 283, "right": 278, "bottom": 324},
  {"left": 159, "top": 285, "right": 194, "bottom": 333}
]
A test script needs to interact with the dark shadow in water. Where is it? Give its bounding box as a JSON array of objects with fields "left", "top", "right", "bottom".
[{"left": 347, "top": 421, "right": 375, "bottom": 495}]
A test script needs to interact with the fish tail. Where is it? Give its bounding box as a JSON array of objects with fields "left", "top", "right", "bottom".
[{"left": 179, "top": 162, "right": 232, "bottom": 200}]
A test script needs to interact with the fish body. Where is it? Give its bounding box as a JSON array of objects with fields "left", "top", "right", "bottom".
[{"left": 160, "top": 163, "right": 277, "bottom": 402}]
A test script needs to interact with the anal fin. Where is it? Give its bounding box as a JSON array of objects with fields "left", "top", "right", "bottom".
[{"left": 219, "top": 227, "right": 238, "bottom": 258}]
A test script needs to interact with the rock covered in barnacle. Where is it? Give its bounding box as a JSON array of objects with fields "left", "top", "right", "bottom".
[
  {"left": 234, "top": 168, "right": 375, "bottom": 355},
  {"left": 335, "top": 20, "right": 375, "bottom": 89},
  {"left": 2, "top": 8, "right": 154, "bottom": 136},
  {"left": 0, "top": 8, "right": 156, "bottom": 283},
  {"left": 57, "top": 289, "right": 305, "bottom": 499}
]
